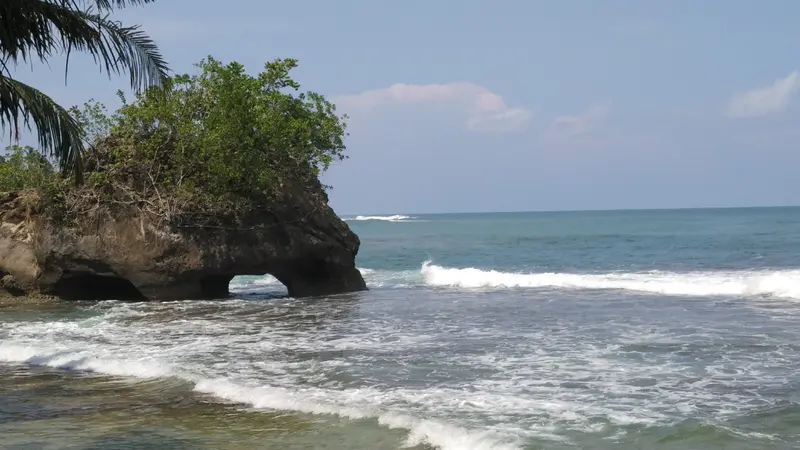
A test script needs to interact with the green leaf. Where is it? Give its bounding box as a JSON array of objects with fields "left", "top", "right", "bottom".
[{"left": 0, "top": 0, "right": 168, "bottom": 178}]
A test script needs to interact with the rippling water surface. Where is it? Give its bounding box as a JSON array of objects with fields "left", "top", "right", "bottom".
[{"left": 3, "top": 208, "right": 800, "bottom": 449}]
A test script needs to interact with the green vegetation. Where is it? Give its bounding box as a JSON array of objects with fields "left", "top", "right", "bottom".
[
  {"left": 0, "top": 0, "right": 168, "bottom": 176},
  {"left": 1, "top": 56, "right": 349, "bottom": 226},
  {"left": 0, "top": 145, "right": 54, "bottom": 191},
  {"left": 93, "top": 57, "right": 347, "bottom": 201},
  {"left": 2, "top": 3, "right": 348, "bottom": 227}
]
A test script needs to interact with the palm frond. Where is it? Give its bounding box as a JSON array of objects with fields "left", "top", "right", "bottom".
[
  {"left": 87, "top": 0, "right": 158, "bottom": 11},
  {"left": 0, "top": 0, "right": 167, "bottom": 179},
  {"left": 0, "top": 0, "right": 169, "bottom": 91},
  {"left": 74, "top": 9, "right": 170, "bottom": 91},
  {"left": 0, "top": 0, "right": 64, "bottom": 66},
  {"left": 0, "top": 74, "right": 84, "bottom": 179}
]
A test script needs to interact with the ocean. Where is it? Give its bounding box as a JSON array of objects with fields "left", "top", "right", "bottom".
[{"left": 3, "top": 208, "right": 800, "bottom": 449}]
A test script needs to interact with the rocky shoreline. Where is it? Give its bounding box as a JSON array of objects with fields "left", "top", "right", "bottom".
[{"left": 0, "top": 188, "right": 367, "bottom": 302}]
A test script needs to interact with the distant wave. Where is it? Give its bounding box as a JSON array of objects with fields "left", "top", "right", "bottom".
[
  {"left": 420, "top": 262, "right": 800, "bottom": 299},
  {"left": 343, "top": 215, "right": 414, "bottom": 222}
]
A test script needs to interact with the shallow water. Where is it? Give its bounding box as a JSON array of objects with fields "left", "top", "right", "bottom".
[{"left": 3, "top": 208, "right": 800, "bottom": 449}]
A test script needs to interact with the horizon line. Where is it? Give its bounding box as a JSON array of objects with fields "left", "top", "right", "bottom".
[{"left": 338, "top": 203, "right": 800, "bottom": 217}]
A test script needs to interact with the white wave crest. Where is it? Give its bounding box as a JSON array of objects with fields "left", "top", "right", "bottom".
[
  {"left": 0, "top": 344, "right": 177, "bottom": 379},
  {"left": 345, "top": 215, "right": 413, "bottom": 222},
  {"left": 229, "top": 262, "right": 800, "bottom": 300},
  {"left": 0, "top": 343, "right": 518, "bottom": 450},
  {"left": 195, "top": 379, "right": 518, "bottom": 450},
  {"left": 252, "top": 275, "right": 282, "bottom": 286},
  {"left": 420, "top": 262, "right": 800, "bottom": 299}
]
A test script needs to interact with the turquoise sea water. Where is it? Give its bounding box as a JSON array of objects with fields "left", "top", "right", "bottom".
[{"left": 3, "top": 208, "right": 800, "bottom": 449}]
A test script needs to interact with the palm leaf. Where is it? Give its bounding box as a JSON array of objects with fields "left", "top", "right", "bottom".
[
  {"left": 0, "top": 0, "right": 169, "bottom": 90},
  {"left": 0, "top": 74, "right": 84, "bottom": 179},
  {"left": 0, "top": 0, "right": 169, "bottom": 177},
  {"left": 72, "top": 9, "right": 170, "bottom": 91},
  {"left": 86, "top": 0, "right": 158, "bottom": 11}
]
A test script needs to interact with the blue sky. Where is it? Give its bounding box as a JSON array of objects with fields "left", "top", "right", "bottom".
[{"left": 8, "top": 0, "right": 800, "bottom": 214}]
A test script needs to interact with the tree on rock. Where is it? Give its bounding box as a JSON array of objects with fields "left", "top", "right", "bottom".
[
  {"left": 0, "top": 0, "right": 169, "bottom": 178},
  {"left": 73, "top": 56, "right": 348, "bottom": 227}
]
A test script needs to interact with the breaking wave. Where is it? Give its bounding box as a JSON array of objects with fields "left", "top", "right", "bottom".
[
  {"left": 0, "top": 343, "right": 519, "bottom": 450},
  {"left": 231, "top": 263, "right": 800, "bottom": 300},
  {"left": 344, "top": 215, "right": 414, "bottom": 222},
  {"left": 419, "top": 262, "right": 800, "bottom": 299}
]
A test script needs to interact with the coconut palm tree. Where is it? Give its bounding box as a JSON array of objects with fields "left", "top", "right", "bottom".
[{"left": 0, "top": 0, "right": 169, "bottom": 180}]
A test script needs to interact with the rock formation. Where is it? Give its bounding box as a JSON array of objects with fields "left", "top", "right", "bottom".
[{"left": 0, "top": 184, "right": 367, "bottom": 301}]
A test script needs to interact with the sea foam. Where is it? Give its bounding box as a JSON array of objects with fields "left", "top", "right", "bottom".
[
  {"left": 0, "top": 342, "right": 519, "bottom": 450},
  {"left": 344, "top": 215, "right": 414, "bottom": 222},
  {"left": 2, "top": 272, "right": 797, "bottom": 449},
  {"left": 420, "top": 262, "right": 800, "bottom": 299},
  {"left": 231, "top": 262, "right": 800, "bottom": 300}
]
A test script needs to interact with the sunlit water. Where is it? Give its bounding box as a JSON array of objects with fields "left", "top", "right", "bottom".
[{"left": 3, "top": 208, "right": 800, "bottom": 449}]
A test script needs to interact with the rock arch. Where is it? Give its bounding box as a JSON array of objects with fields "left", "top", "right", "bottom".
[
  {"left": 0, "top": 187, "right": 367, "bottom": 302},
  {"left": 53, "top": 272, "right": 145, "bottom": 301}
]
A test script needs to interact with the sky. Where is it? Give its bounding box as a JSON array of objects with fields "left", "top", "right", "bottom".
[{"left": 7, "top": 0, "right": 800, "bottom": 214}]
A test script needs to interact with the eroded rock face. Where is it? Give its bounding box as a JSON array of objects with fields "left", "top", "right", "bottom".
[{"left": 0, "top": 187, "right": 366, "bottom": 301}]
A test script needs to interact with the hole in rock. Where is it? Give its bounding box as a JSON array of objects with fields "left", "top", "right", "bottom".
[
  {"left": 54, "top": 273, "right": 145, "bottom": 301},
  {"left": 199, "top": 274, "right": 235, "bottom": 299},
  {"left": 227, "top": 274, "right": 288, "bottom": 298}
]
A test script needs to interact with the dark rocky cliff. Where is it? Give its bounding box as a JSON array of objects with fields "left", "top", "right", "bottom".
[{"left": 0, "top": 182, "right": 366, "bottom": 301}]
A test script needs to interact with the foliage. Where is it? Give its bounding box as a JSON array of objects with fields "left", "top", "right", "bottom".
[
  {"left": 85, "top": 56, "right": 347, "bottom": 213},
  {"left": 68, "top": 98, "right": 114, "bottom": 147},
  {"left": 0, "top": 57, "right": 348, "bottom": 228},
  {"left": 0, "top": 0, "right": 168, "bottom": 178},
  {"left": 0, "top": 145, "right": 55, "bottom": 191}
]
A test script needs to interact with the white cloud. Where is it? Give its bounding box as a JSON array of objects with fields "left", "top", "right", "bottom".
[
  {"left": 334, "top": 82, "right": 532, "bottom": 132},
  {"left": 552, "top": 104, "right": 611, "bottom": 136},
  {"left": 726, "top": 71, "right": 800, "bottom": 118}
]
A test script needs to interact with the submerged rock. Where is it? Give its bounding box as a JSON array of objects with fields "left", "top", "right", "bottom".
[{"left": 0, "top": 187, "right": 366, "bottom": 301}]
